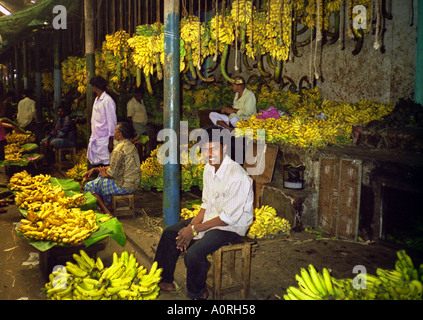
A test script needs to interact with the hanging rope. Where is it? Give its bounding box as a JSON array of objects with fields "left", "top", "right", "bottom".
[
  {"left": 314, "top": 0, "right": 321, "bottom": 80},
  {"left": 339, "top": 0, "right": 345, "bottom": 49},
  {"left": 235, "top": 0, "right": 239, "bottom": 71},
  {"left": 182, "top": 0, "right": 188, "bottom": 17},
  {"left": 213, "top": 0, "right": 219, "bottom": 61},
  {"left": 197, "top": 0, "right": 201, "bottom": 70},
  {"left": 373, "top": 0, "right": 382, "bottom": 50}
]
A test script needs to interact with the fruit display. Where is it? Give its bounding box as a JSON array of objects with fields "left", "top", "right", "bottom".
[
  {"left": 17, "top": 202, "right": 98, "bottom": 245},
  {"left": 235, "top": 87, "right": 394, "bottom": 147},
  {"left": 44, "top": 250, "right": 162, "bottom": 300},
  {"left": 3, "top": 131, "right": 37, "bottom": 163},
  {"left": 66, "top": 149, "right": 88, "bottom": 181},
  {"left": 179, "top": 203, "right": 290, "bottom": 240},
  {"left": 140, "top": 144, "right": 205, "bottom": 192},
  {"left": 283, "top": 250, "right": 423, "bottom": 300},
  {"left": 10, "top": 170, "right": 86, "bottom": 211},
  {"left": 247, "top": 205, "right": 291, "bottom": 239}
]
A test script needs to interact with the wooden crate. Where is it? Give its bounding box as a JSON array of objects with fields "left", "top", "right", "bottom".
[{"left": 317, "top": 157, "right": 362, "bottom": 240}]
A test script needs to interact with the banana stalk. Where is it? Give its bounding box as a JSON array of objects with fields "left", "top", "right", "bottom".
[
  {"left": 266, "top": 53, "right": 276, "bottom": 69},
  {"left": 136, "top": 68, "right": 142, "bottom": 88},
  {"left": 243, "top": 53, "right": 253, "bottom": 71},
  {"left": 144, "top": 72, "right": 153, "bottom": 94},
  {"left": 220, "top": 44, "right": 235, "bottom": 84},
  {"left": 326, "top": 11, "right": 340, "bottom": 45},
  {"left": 256, "top": 52, "right": 271, "bottom": 78},
  {"left": 274, "top": 59, "right": 283, "bottom": 84},
  {"left": 196, "top": 68, "right": 215, "bottom": 83},
  {"left": 155, "top": 54, "right": 163, "bottom": 81},
  {"left": 352, "top": 29, "right": 364, "bottom": 55},
  {"left": 0, "top": 118, "right": 29, "bottom": 134},
  {"left": 291, "top": 12, "right": 302, "bottom": 57},
  {"left": 187, "top": 46, "right": 197, "bottom": 80},
  {"left": 182, "top": 72, "right": 196, "bottom": 86}
]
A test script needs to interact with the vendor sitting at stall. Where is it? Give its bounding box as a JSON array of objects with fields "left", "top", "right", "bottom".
[
  {"left": 209, "top": 76, "right": 257, "bottom": 130},
  {"left": 40, "top": 106, "right": 77, "bottom": 165},
  {"left": 83, "top": 122, "right": 141, "bottom": 215}
]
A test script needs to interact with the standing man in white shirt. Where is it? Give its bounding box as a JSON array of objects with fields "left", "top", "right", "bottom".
[
  {"left": 87, "top": 76, "right": 117, "bottom": 166},
  {"left": 16, "top": 89, "right": 37, "bottom": 130},
  {"left": 127, "top": 86, "right": 148, "bottom": 136},
  {"left": 209, "top": 76, "right": 257, "bottom": 130},
  {"left": 154, "top": 125, "right": 254, "bottom": 300}
]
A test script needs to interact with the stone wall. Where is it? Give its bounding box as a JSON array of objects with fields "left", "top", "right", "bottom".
[{"left": 221, "top": 0, "right": 417, "bottom": 105}]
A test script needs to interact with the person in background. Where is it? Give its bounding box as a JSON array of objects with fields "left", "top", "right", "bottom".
[
  {"left": 17, "top": 89, "right": 37, "bottom": 131},
  {"left": 154, "top": 125, "right": 254, "bottom": 300},
  {"left": 87, "top": 76, "right": 117, "bottom": 167},
  {"left": 209, "top": 76, "right": 257, "bottom": 130},
  {"left": 83, "top": 122, "right": 141, "bottom": 215},
  {"left": 127, "top": 86, "right": 148, "bottom": 136},
  {"left": 40, "top": 106, "right": 77, "bottom": 165},
  {"left": 0, "top": 92, "right": 15, "bottom": 120}
]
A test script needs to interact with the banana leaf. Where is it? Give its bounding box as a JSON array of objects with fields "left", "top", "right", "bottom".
[
  {"left": 49, "top": 177, "right": 81, "bottom": 192},
  {"left": 0, "top": 153, "right": 43, "bottom": 167},
  {"left": 20, "top": 143, "right": 38, "bottom": 152},
  {"left": 15, "top": 212, "right": 126, "bottom": 251}
]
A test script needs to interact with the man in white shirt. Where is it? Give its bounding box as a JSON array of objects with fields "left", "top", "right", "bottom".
[
  {"left": 209, "top": 76, "right": 257, "bottom": 130},
  {"left": 87, "top": 76, "right": 117, "bottom": 166},
  {"left": 154, "top": 125, "right": 254, "bottom": 300},
  {"left": 17, "top": 89, "right": 37, "bottom": 130},
  {"left": 127, "top": 86, "right": 148, "bottom": 136}
]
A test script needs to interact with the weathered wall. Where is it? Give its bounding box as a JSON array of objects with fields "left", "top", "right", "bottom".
[{"left": 222, "top": 0, "right": 417, "bottom": 105}]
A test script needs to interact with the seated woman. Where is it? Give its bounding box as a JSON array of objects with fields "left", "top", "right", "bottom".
[
  {"left": 83, "top": 122, "right": 141, "bottom": 215},
  {"left": 41, "top": 106, "right": 77, "bottom": 164}
]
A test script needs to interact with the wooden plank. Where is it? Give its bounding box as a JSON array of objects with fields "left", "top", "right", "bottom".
[
  {"left": 336, "top": 159, "right": 362, "bottom": 240},
  {"left": 317, "top": 157, "right": 340, "bottom": 235}
]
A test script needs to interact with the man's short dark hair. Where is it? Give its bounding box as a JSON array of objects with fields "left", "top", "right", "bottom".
[
  {"left": 117, "top": 121, "right": 136, "bottom": 139},
  {"left": 89, "top": 76, "right": 108, "bottom": 91}
]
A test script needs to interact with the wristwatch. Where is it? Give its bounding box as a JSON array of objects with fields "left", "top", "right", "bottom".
[{"left": 191, "top": 224, "right": 198, "bottom": 237}]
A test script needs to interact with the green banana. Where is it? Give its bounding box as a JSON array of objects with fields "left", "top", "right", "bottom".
[
  {"left": 300, "top": 268, "right": 320, "bottom": 296},
  {"left": 322, "top": 268, "right": 335, "bottom": 296},
  {"left": 79, "top": 250, "right": 95, "bottom": 269},
  {"left": 308, "top": 265, "right": 326, "bottom": 296},
  {"left": 72, "top": 254, "right": 92, "bottom": 272},
  {"left": 65, "top": 263, "right": 88, "bottom": 278},
  {"left": 96, "top": 257, "right": 104, "bottom": 271},
  {"left": 287, "top": 286, "right": 322, "bottom": 300}
]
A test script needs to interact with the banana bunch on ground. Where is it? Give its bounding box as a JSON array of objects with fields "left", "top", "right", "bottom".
[
  {"left": 17, "top": 203, "right": 98, "bottom": 245},
  {"left": 45, "top": 250, "right": 162, "bottom": 300},
  {"left": 283, "top": 250, "right": 423, "bottom": 300},
  {"left": 247, "top": 205, "right": 291, "bottom": 239},
  {"left": 66, "top": 149, "right": 88, "bottom": 181},
  {"left": 5, "top": 131, "right": 35, "bottom": 144},
  {"left": 180, "top": 204, "right": 202, "bottom": 220},
  {"left": 9, "top": 170, "right": 51, "bottom": 191}
]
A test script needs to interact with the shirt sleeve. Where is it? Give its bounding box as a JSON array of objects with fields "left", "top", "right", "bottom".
[
  {"left": 106, "top": 147, "right": 120, "bottom": 179},
  {"left": 105, "top": 96, "right": 117, "bottom": 137},
  {"left": 200, "top": 165, "right": 210, "bottom": 210},
  {"left": 218, "top": 176, "right": 253, "bottom": 226}
]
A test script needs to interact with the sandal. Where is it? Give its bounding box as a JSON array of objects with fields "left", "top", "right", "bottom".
[
  {"left": 159, "top": 282, "right": 176, "bottom": 292},
  {"left": 193, "top": 288, "right": 209, "bottom": 300}
]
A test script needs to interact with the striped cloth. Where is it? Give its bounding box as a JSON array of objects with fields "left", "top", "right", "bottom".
[{"left": 84, "top": 176, "right": 131, "bottom": 204}]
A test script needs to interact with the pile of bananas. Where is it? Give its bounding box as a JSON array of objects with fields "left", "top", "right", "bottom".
[
  {"left": 17, "top": 203, "right": 98, "bottom": 245},
  {"left": 236, "top": 87, "right": 394, "bottom": 147},
  {"left": 45, "top": 250, "right": 162, "bottom": 300},
  {"left": 66, "top": 149, "right": 88, "bottom": 181},
  {"left": 3, "top": 131, "right": 37, "bottom": 162},
  {"left": 283, "top": 250, "right": 423, "bottom": 300},
  {"left": 61, "top": 56, "right": 86, "bottom": 94},
  {"left": 10, "top": 170, "right": 86, "bottom": 211},
  {"left": 247, "top": 205, "right": 291, "bottom": 239},
  {"left": 180, "top": 204, "right": 202, "bottom": 220},
  {"left": 41, "top": 72, "right": 54, "bottom": 93}
]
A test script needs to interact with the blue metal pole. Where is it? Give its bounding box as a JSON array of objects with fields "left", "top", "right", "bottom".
[{"left": 163, "top": 1, "right": 181, "bottom": 228}]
